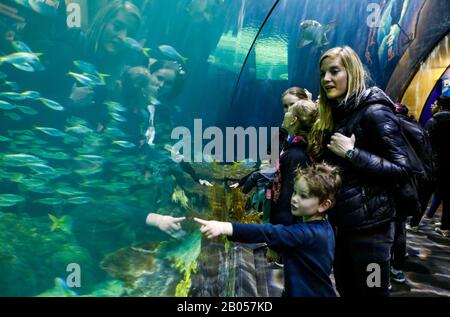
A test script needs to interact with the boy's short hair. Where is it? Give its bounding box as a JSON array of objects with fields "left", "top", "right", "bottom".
[{"left": 294, "top": 163, "right": 341, "bottom": 205}]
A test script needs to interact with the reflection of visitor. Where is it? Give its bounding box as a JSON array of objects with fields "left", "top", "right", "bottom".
[
  {"left": 69, "top": 0, "right": 143, "bottom": 108},
  {"left": 119, "top": 66, "right": 157, "bottom": 145},
  {"left": 146, "top": 213, "right": 185, "bottom": 237},
  {"left": 147, "top": 59, "right": 186, "bottom": 145},
  {"left": 148, "top": 59, "right": 186, "bottom": 103}
]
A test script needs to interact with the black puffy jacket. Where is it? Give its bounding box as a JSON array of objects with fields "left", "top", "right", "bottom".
[
  {"left": 425, "top": 109, "right": 450, "bottom": 184},
  {"left": 324, "top": 87, "right": 413, "bottom": 231},
  {"left": 270, "top": 139, "right": 309, "bottom": 225}
]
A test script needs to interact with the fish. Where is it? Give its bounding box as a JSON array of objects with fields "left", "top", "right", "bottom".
[
  {"left": 0, "top": 91, "right": 38, "bottom": 101},
  {"left": 0, "top": 135, "right": 11, "bottom": 142},
  {"left": 12, "top": 63, "right": 37, "bottom": 72},
  {"left": 4, "top": 153, "right": 45, "bottom": 164},
  {"left": 279, "top": 73, "right": 289, "bottom": 80},
  {"left": 75, "top": 155, "right": 103, "bottom": 164},
  {"left": 5, "top": 112, "right": 21, "bottom": 120},
  {"left": 35, "top": 127, "right": 66, "bottom": 137},
  {"left": 0, "top": 52, "right": 44, "bottom": 71},
  {"left": 103, "top": 127, "right": 127, "bottom": 138},
  {"left": 0, "top": 194, "right": 25, "bottom": 207},
  {"left": 296, "top": 20, "right": 336, "bottom": 49},
  {"left": 158, "top": 45, "right": 188, "bottom": 64},
  {"left": 104, "top": 101, "right": 127, "bottom": 112},
  {"left": 121, "top": 37, "right": 151, "bottom": 57},
  {"left": 110, "top": 112, "right": 126, "bottom": 122},
  {"left": 1, "top": 81, "right": 19, "bottom": 91},
  {"left": 73, "top": 60, "right": 99, "bottom": 75},
  {"left": 39, "top": 98, "right": 64, "bottom": 111},
  {"left": 28, "top": 163, "right": 57, "bottom": 174},
  {"left": 19, "top": 178, "right": 47, "bottom": 188},
  {"left": 112, "top": 140, "right": 136, "bottom": 148},
  {"left": 27, "top": 186, "right": 54, "bottom": 194},
  {"left": 66, "top": 196, "right": 92, "bottom": 205},
  {"left": 56, "top": 187, "right": 86, "bottom": 196},
  {"left": 35, "top": 198, "right": 64, "bottom": 205},
  {"left": 65, "top": 125, "right": 93, "bottom": 135},
  {"left": 17, "top": 105, "right": 38, "bottom": 115},
  {"left": 66, "top": 116, "right": 89, "bottom": 126},
  {"left": 101, "top": 182, "right": 130, "bottom": 192},
  {"left": 0, "top": 100, "right": 14, "bottom": 110},
  {"left": 68, "top": 72, "right": 106, "bottom": 87},
  {"left": 74, "top": 165, "right": 103, "bottom": 176},
  {"left": 21, "top": 90, "right": 41, "bottom": 99},
  {"left": 63, "top": 135, "right": 80, "bottom": 145},
  {"left": 12, "top": 40, "right": 33, "bottom": 53}
]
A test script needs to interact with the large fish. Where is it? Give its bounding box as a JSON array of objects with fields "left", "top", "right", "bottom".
[{"left": 297, "top": 20, "right": 336, "bottom": 49}]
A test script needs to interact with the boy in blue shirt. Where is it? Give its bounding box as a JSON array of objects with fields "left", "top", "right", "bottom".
[{"left": 195, "top": 163, "right": 341, "bottom": 297}]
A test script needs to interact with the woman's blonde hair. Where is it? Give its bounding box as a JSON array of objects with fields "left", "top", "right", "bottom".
[
  {"left": 289, "top": 99, "right": 319, "bottom": 135},
  {"left": 87, "top": 0, "right": 141, "bottom": 57},
  {"left": 308, "top": 46, "right": 366, "bottom": 159}
]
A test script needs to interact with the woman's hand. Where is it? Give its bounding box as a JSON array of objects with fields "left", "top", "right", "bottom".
[
  {"left": 327, "top": 133, "right": 356, "bottom": 158},
  {"left": 146, "top": 213, "right": 185, "bottom": 235},
  {"left": 194, "top": 218, "right": 233, "bottom": 239}
]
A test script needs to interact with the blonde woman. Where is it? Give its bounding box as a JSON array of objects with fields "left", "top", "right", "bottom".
[{"left": 309, "top": 46, "right": 414, "bottom": 296}]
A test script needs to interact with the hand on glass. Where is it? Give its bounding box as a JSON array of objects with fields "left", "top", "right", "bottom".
[
  {"left": 146, "top": 213, "right": 185, "bottom": 235},
  {"left": 327, "top": 133, "right": 355, "bottom": 158},
  {"left": 194, "top": 218, "right": 233, "bottom": 239}
]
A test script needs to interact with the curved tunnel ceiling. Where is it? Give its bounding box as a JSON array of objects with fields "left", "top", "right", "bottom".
[{"left": 226, "top": 0, "right": 450, "bottom": 129}]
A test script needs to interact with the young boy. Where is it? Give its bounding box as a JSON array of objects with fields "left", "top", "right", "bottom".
[{"left": 195, "top": 163, "right": 341, "bottom": 297}]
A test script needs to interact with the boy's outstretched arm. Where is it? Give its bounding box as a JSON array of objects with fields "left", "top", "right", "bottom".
[
  {"left": 194, "top": 218, "right": 233, "bottom": 239},
  {"left": 196, "top": 218, "right": 317, "bottom": 249}
]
